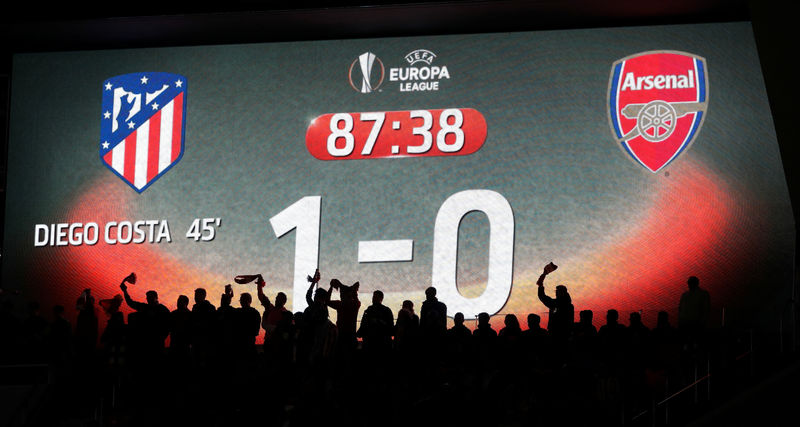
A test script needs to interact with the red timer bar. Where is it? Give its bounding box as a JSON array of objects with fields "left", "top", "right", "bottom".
[{"left": 306, "top": 108, "right": 487, "bottom": 160}]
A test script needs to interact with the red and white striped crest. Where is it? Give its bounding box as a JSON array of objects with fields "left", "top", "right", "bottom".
[{"left": 100, "top": 73, "right": 187, "bottom": 192}]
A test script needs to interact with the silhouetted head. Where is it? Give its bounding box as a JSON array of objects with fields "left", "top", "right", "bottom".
[
  {"left": 555, "top": 285, "right": 571, "bottom": 303},
  {"left": 99, "top": 295, "right": 123, "bottom": 315},
  {"left": 177, "top": 295, "right": 189, "bottom": 310},
  {"left": 688, "top": 276, "right": 699, "bottom": 290},
  {"left": 275, "top": 292, "right": 287, "bottom": 308},
  {"left": 78, "top": 289, "right": 95, "bottom": 307},
  {"left": 454, "top": 312, "right": 465, "bottom": 325},
  {"left": 314, "top": 288, "right": 328, "bottom": 304},
  {"left": 579, "top": 310, "right": 593, "bottom": 324},
  {"left": 240, "top": 293, "right": 252, "bottom": 308},
  {"left": 339, "top": 282, "right": 360, "bottom": 302},
  {"left": 478, "top": 312, "right": 490, "bottom": 326},
  {"left": 293, "top": 312, "right": 304, "bottom": 327},
  {"left": 527, "top": 313, "right": 541, "bottom": 329},
  {"left": 194, "top": 288, "right": 207, "bottom": 304},
  {"left": 504, "top": 313, "right": 520, "bottom": 330},
  {"left": 425, "top": 287, "right": 437, "bottom": 300},
  {"left": 629, "top": 311, "right": 642, "bottom": 326},
  {"left": 372, "top": 290, "right": 384, "bottom": 305},
  {"left": 145, "top": 291, "right": 158, "bottom": 305},
  {"left": 606, "top": 309, "right": 619, "bottom": 324},
  {"left": 402, "top": 300, "right": 414, "bottom": 313}
]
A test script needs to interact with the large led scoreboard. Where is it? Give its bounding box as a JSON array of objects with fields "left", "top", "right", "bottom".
[{"left": 1, "top": 6, "right": 795, "bottom": 332}]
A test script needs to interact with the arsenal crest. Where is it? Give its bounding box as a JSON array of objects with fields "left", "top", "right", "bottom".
[
  {"left": 100, "top": 72, "right": 187, "bottom": 192},
  {"left": 608, "top": 51, "right": 708, "bottom": 172}
]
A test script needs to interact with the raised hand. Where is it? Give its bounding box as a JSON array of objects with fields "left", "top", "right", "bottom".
[{"left": 307, "top": 268, "right": 321, "bottom": 284}]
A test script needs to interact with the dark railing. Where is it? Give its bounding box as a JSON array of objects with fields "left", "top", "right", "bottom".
[
  {"left": 0, "top": 364, "right": 53, "bottom": 427},
  {"left": 628, "top": 321, "right": 785, "bottom": 426}
]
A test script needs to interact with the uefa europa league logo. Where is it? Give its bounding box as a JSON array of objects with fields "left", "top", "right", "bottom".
[{"left": 349, "top": 52, "right": 385, "bottom": 93}]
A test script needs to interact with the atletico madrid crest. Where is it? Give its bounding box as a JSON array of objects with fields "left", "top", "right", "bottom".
[
  {"left": 608, "top": 51, "right": 708, "bottom": 173},
  {"left": 100, "top": 72, "right": 187, "bottom": 192}
]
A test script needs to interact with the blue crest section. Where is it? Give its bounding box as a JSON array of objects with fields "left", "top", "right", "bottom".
[
  {"left": 100, "top": 72, "right": 187, "bottom": 154},
  {"left": 697, "top": 59, "right": 706, "bottom": 102},
  {"left": 609, "top": 63, "right": 623, "bottom": 138}
]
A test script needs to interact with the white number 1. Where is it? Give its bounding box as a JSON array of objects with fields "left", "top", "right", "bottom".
[{"left": 269, "top": 196, "right": 321, "bottom": 312}]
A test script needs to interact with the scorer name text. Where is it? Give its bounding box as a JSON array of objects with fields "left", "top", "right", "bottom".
[{"left": 34, "top": 220, "right": 172, "bottom": 247}]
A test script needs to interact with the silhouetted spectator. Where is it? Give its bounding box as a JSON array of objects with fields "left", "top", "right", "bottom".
[
  {"left": 572, "top": 309, "right": 598, "bottom": 368},
  {"left": 625, "top": 311, "right": 651, "bottom": 410},
  {"left": 499, "top": 313, "right": 522, "bottom": 338},
  {"left": 191, "top": 287, "right": 216, "bottom": 365},
  {"left": 395, "top": 299, "right": 420, "bottom": 354},
  {"left": 303, "top": 273, "right": 337, "bottom": 366},
  {"left": 521, "top": 313, "right": 549, "bottom": 366},
  {"left": 473, "top": 312, "right": 497, "bottom": 365},
  {"left": 49, "top": 305, "right": 72, "bottom": 365},
  {"left": 21, "top": 301, "right": 48, "bottom": 362},
  {"left": 234, "top": 292, "right": 262, "bottom": 364},
  {"left": 598, "top": 309, "right": 627, "bottom": 371},
  {"left": 100, "top": 307, "right": 127, "bottom": 373},
  {"left": 268, "top": 310, "right": 295, "bottom": 367},
  {"left": 75, "top": 289, "right": 98, "bottom": 362},
  {"left": 304, "top": 273, "right": 330, "bottom": 328},
  {"left": 628, "top": 312, "right": 650, "bottom": 344},
  {"left": 358, "top": 290, "right": 393, "bottom": 359},
  {"left": 99, "top": 294, "right": 123, "bottom": 316},
  {"left": 499, "top": 313, "right": 523, "bottom": 368},
  {"left": 447, "top": 312, "right": 472, "bottom": 356},
  {"left": 328, "top": 279, "right": 362, "bottom": 355},
  {"left": 257, "top": 276, "right": 288, "bottom": 340},
  {"left": 170, "top": 295, "right": 192, "bottom": 362},
  {"left": 678, "top": 276, "right": 711, "bottom": 345},
  {"left": 293, "top": 311, "right": 309, "bottom": 365},
  {"left": 522, "top": 313, "right": 547, "bottom": 339},
  {"left": 216, "top": 285, "right": 237, "bottom": 364},
  {"left": 574, "top": 309, "right": 597, "bottom": 339},
  {"left": 536, "top": 263, "right": 574, "bottom": 341},
  {"left": 420, "top": 286, "right": 447, "bottom": 356},
  {"left": 650, "top": 311, "right": 680, "bottom": 375},
  {"left": 120, "top": 275, "right": 170, "bottom": 362}
]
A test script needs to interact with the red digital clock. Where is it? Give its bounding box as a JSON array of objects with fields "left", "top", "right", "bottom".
[{"left": 305, "top": 108, "right": 487, "bottom": 160}]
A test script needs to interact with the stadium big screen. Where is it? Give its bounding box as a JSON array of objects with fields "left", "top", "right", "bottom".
[{"left": 2, "top": 19, "right": 794, "bottom": 335}]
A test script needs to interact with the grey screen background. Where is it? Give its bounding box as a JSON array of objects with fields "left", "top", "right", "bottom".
[{"left": 3, "top": 22, "right": 793, "bottom": 327}]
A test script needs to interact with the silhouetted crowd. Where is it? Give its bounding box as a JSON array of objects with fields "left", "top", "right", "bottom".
[{"left": 0, "top": 265, "right": 716, "bottom": 427}]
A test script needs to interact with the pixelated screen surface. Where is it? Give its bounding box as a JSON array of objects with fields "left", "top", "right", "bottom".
[{"left": 2, "top": 22, "right": 793, "bottom": 334}]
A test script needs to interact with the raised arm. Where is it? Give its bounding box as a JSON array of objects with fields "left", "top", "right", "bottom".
[
  {"left": 537, "top": 282, "right": 554, "bottom": 309},
  {"left": 256, "top": 276, "right": 273, "bottom": 310},
  {"left": 305, "top": 269, "right": 322, "bottom": 307},
  {"left": 120, "top": 280, "right": 146, "bottom": 311},
  {"left": 306, "top": 281, "right": 316, "bottom": 307},
  {"left": 536, "top": 262, "right": 558, "bottom": 309}
]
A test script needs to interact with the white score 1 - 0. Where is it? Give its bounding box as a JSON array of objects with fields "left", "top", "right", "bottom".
[{"left": 269, "top": 189, "right": 515, "bottom": 316}]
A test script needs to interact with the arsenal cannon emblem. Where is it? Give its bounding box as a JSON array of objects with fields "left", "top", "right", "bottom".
[{"left": 608, "top": 51, "right": 708, "bottom": 172}]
